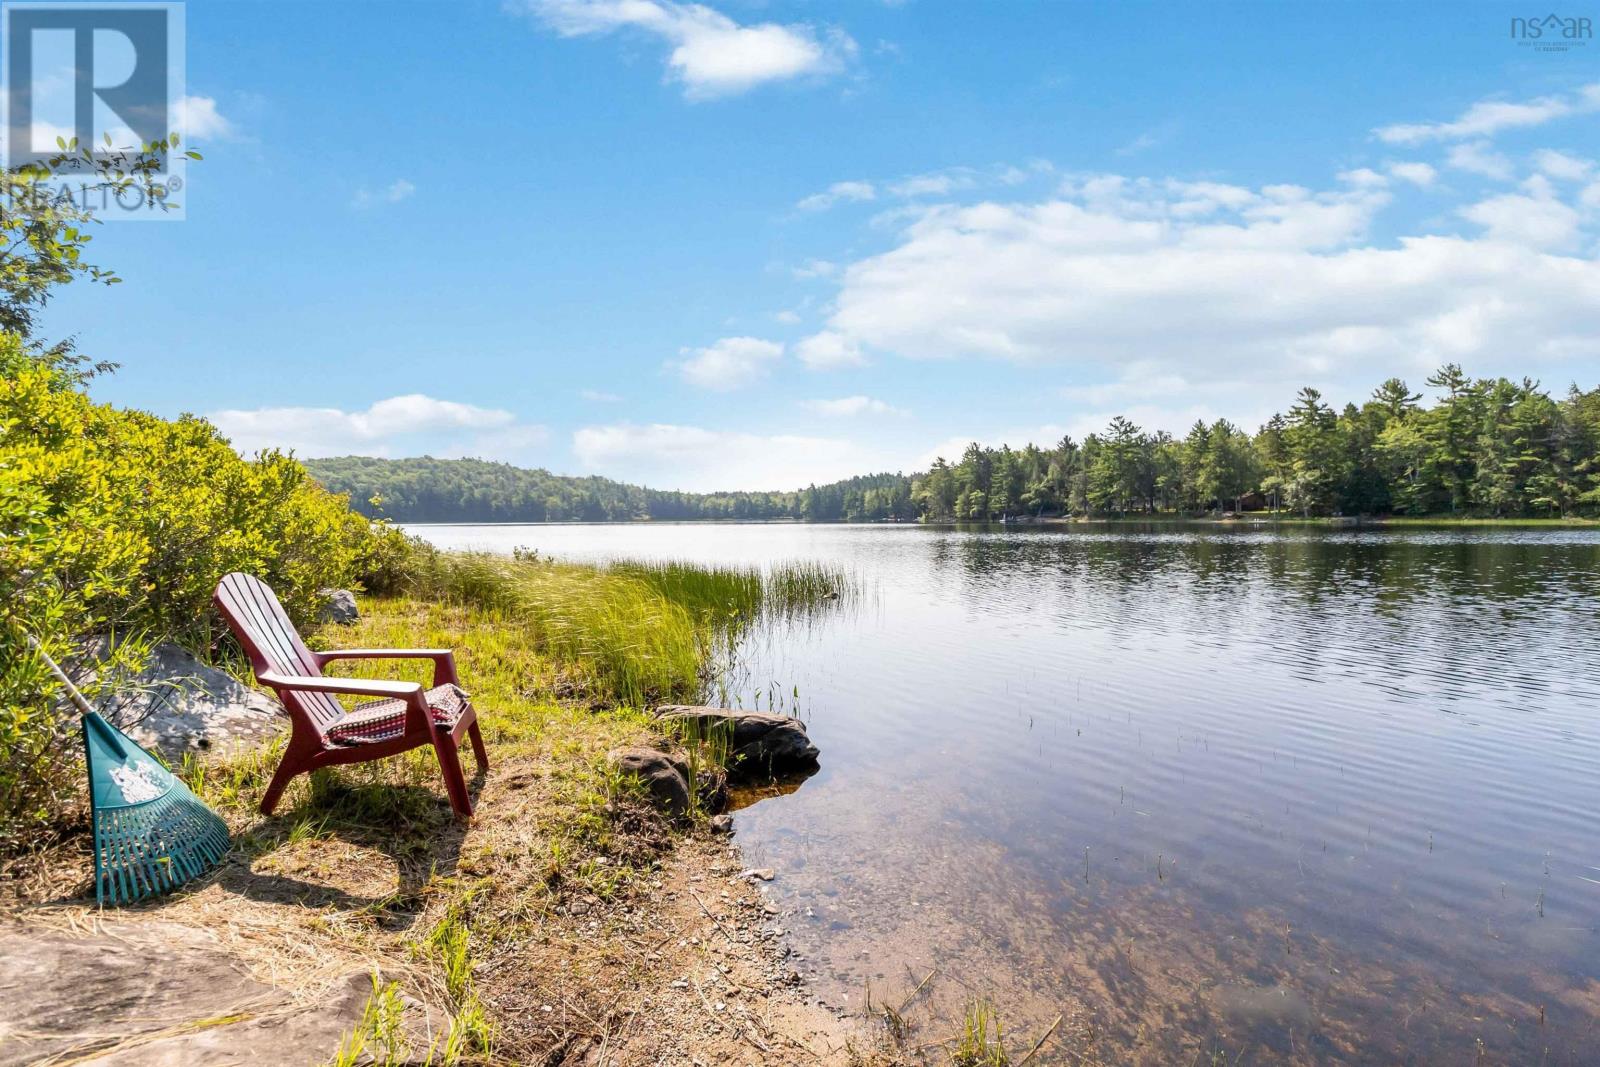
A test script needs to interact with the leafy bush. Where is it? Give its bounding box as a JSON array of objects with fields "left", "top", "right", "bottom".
[{"left": 0, "top": 355, "right": 399, "bottom": 844}]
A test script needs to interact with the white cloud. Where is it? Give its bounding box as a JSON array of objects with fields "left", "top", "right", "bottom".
[
  {"left": 1460, "top": 177, "right": 1583, "bottom": 250},
  {"left": 353, "top": 179, "right": 416, "bottom": 208},
  {"left": 1375, "top": 82, "right": 1600, "bottom": 144},
  {"left": 794, "top": 330, "right": 865, "bottom": 369},
  {"left": 1445, "top": 141, "right": 1515, "bottom": 181},
  {"left": 208, "top": 394, "right": 548, "bottom": 460},
  {"left": 774, "top": 309, "right": 802, "bottom": 325},
  {"left": 792, "top": 258, "right": 838, "bottom": 279},
  {"left": 888, "top": 171, "right": 976, "bottom": 198},
  {"left": 801, "top": 395, "right": 905, "bottom": 417},
  {"left": 674, "top": 336, "right": 783, "bottom": 390},
  {"left": 174, "top": 95, "right": 233, "bottom": 140},
  {"left": 794, "top": 172, "right": 1600, "bottom": 396},
  {"left": 1337, "top": 167, "right": 1388, "bottom": 189},
  {"left": 1534, "top": 149, "right": 1594, "bottom": 182},
  {"left": 519, "top": 0, "right": 855, "bottom": 98},
  {"left": 1388, "top": 161, "right": 1437, "bottom": 187},
  {"left": 580, "top": 388, "right": 623, "bottom": 402},
  {"left": 797, "top": 180, "right": 876, "bottom": 212},
  {"left": 572, "top": 423, "right": 877, "bottom": 491}
]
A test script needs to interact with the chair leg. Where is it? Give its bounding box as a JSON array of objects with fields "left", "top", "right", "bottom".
[
  {"left": 468, "top": 719, "right": 489, "bottom": 772},
  {"left": 260, "top": 756, "right": 301, "bottom": 816},
  {"left": 433, "top": 734, "right": 473, "bottom": 817}
]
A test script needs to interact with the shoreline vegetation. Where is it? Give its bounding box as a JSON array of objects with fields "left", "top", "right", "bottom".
[
  {"left": 0, "top": 365, "right": 905, "bottom": 1063},
  {"left": 308, "top": 367, "right": 1600, "bottom": 527},
  {"left": 0, "top": 145, "right": 1023, "bottom": 1065}
]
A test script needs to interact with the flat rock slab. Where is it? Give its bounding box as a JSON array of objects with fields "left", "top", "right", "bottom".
[{"left": 0, "top": 921, "right": 428, "bottom": 1066}]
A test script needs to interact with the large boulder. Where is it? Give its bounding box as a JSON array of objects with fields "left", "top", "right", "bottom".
[
  {"left": 80, "top": 639, "right": 285, "bottom": 760},
  {"left": 609, "top": 746, "right": 692, "bottom": 817},
  {"left": 654, "top": 706, "right": 819, "bottom": 781},
  {"left": 607, "top": 745, "right": 727, "bottom": 816},
  {"left": 318, "top": 588, "right": 360, "bottom": 625}
]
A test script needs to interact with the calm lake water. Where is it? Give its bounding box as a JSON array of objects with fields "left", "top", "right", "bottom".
[{"left": 407, "top": 522, "right": 1600, "bottom": 1063}]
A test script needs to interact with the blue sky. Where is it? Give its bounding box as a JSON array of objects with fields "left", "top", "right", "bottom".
[{"left": 44, "top": 0, "right": 1600, "bottom": 491}]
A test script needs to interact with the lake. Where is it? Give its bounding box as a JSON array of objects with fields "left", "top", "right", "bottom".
[{"left": 407, "top": 521, "right": 1600, "bottom": 1064}]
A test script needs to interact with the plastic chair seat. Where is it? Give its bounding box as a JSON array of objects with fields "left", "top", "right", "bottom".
[{"left": 327, "top": 684, "right": 471, "bottom": 745}]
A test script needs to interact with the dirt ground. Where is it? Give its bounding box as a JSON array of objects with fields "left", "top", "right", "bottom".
[{"left": 0, "top": 758, "right": 901, "bottom": 1066}]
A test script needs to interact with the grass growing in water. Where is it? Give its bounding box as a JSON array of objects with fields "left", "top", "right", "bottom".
[
  {"left": 397, "top": 549, "right": 852, "bottom": 707},
  {"left": 952, "top": 999, "right": 1009, "bottom": 1066}
]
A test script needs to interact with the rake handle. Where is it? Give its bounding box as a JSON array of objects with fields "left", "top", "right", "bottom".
[{"left": 25, "top": 633, "right": 98, "bottom": 718}]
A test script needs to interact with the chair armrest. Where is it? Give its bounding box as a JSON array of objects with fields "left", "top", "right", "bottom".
[
  {"left": 256, "top": 672, "right": 424, "bottom": 700},
  {"left": 311, "top": 649, "right": 459, "bottom": 688},
  {"left": 313, "top": 648, "right": 453, "bottom": 662}
]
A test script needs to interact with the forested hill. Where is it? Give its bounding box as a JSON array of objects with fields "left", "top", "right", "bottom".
[
  {"left": 308, "top": 368, "right": 1600, "bottom": 524},
  {"left": 303, "top": 456, "right": 917, "bottom": 523}
]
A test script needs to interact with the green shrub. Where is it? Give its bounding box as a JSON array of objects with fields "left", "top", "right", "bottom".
[{"left": 0, "top": 356, "right": 398, "bottom": 845}]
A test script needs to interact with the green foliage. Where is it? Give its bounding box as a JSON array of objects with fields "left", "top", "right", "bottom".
[
  {"left": 952, "top": 999, "right": 1008, "bottom": 1067},
  {"left": 0, "top": 355, "right": 401, "bottom": 844},
  {"left": 395, "top": 549, "right": 851, "bottom": 707},
  {"left": 328, "top": 975, "right": 410, "bottom": 1067},
  {"left": 305, "top": 454, "right": 918, "bottom": 524},
  {"left": 314, "top": 371, "right": 1600, "bottom": 526}
]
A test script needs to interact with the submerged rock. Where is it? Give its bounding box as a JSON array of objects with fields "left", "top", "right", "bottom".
[
  {"left": 319, "top": 587, "right": 360, "bottom": 625},
  {"left": 654, "top": 706, "right": 820, "bottom": 781}
]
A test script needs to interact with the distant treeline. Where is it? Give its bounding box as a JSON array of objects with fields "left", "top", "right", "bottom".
[
  {"left": 308, "top": 366, "right": 1600, "bottom": 523},
  {"left": 305, "top": 456, "right": 915, "bottom": 523}
]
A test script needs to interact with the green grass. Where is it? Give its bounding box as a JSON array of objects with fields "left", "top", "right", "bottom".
[
  {"left": 952, "top": 999, "right": 1009, "bottom": 1067},
  {"left": 400, "top": 551, "right": 703, "bottom": 706},
  {"left": 394, "top": 550, "right": 853, "bottom": 708}
]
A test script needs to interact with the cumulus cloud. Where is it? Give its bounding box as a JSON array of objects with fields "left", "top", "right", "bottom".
[
  {"left": 1388, "top": 161, "right": 1437, "bottom": 187},
  {"left": 1459, "top": 176, "right": 1583, "bottom": 251},
  {"left": 1446, "top": 141, "right": 1515, "bottom": 181},
  {"left": 793, "top": 170, "right": 1600, "bottom": 397},
  {"left": 674, "top": 336, "right": 783, "bottom": 390},
  {"left": 797, "top": 180, "right": 876, "bottom": 211},
  {"left": 1534, "top": 149, "right": 1594, "bottom": 182},
  {"left": 517, "top": 0, "right": 855, "bottom": 98},
  {"left": 794, "top": 330, "right": 865, "bottom": 369},
  {"left": 1375, "top": 82, "right": 1600, "bottom": 144},
  {"left": 801, "top": 395, "right": 905, "bottom": 417},
  {"left": 174, "top": 95, "right": 234, "bottom": 139},
  {"left": 208, "top": 394, "right": 548, "bottom": 460},
  {"left": 1337, "top": 167, "right": 1388, "bottom": 189},
  {"left": 572, "top": 422, "right": 877, "bottom": 491}
]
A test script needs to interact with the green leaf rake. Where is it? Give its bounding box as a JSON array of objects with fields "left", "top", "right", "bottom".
[{"left": 29, "top": 635, "right": 231, "bottom": 905}]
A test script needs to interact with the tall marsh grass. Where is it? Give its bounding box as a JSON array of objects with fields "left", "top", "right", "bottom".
[{"left": 397, "top": 549, "right": 851, "bottom": 707}]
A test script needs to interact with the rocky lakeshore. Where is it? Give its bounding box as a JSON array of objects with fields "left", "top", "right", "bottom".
[{"left": 0, "top": 600, "right": 896, "bottom": 1066}]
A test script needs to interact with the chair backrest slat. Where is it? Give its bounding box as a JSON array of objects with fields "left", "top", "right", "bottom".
[{"left": 214, "top": 573, "right": 344, "bottom": 732}]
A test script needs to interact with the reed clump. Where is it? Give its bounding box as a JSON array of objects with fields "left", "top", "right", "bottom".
[{"left": 394, "top": 549, "right": 853, "bottom": 707}]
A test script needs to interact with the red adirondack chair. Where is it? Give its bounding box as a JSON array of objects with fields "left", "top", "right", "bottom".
[{"left": 213, "top": 572, "right": 488, "bottom": 818}]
